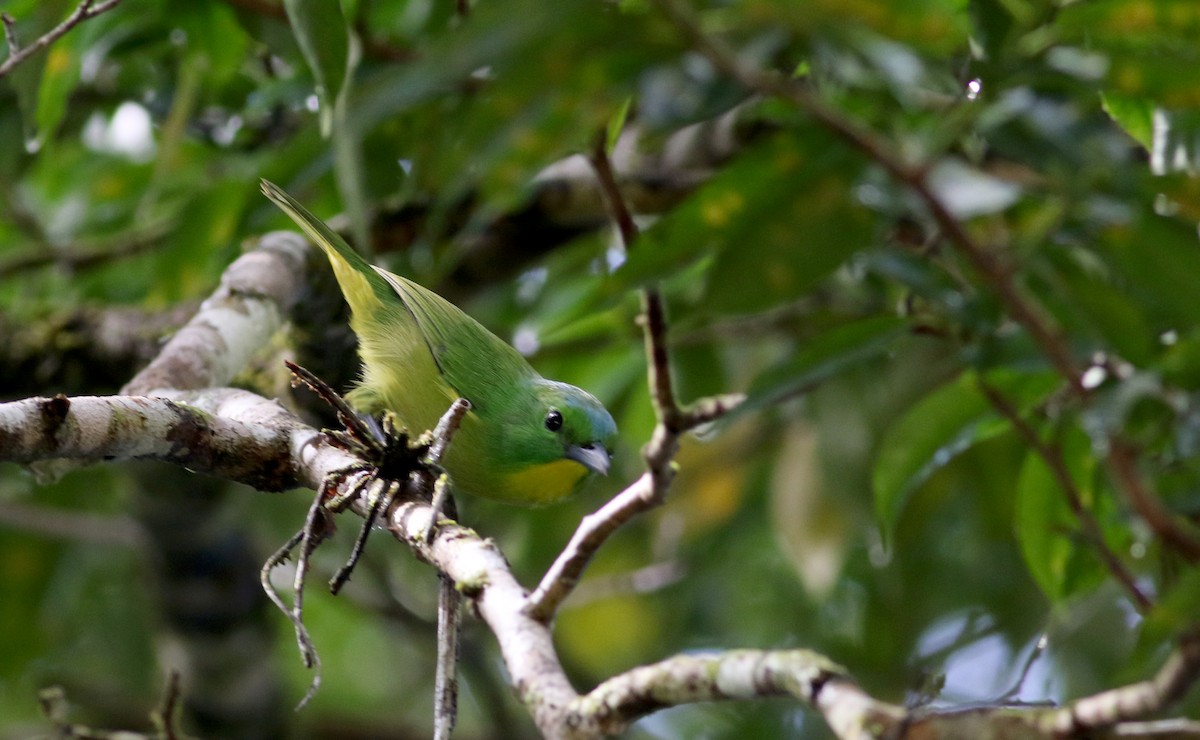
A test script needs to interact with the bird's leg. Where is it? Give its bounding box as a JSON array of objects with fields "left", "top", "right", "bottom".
[
  {"left": 424, "top": 474, "right": 453, "bottom": 543},
  {"left": 329, "top": 477, "right": 401, "bottom": 595},
  {"left": 422, "top": 399, "right": 471, "bottom": 542}
]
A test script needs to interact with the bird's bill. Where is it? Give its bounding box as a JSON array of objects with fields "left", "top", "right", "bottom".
[{"left": 565, "top": 443, "right": 611, "bottom": 476}]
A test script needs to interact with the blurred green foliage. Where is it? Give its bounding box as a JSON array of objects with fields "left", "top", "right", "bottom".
[{"left": 3, "top": 0, "right": 1200, "bottom": 737}]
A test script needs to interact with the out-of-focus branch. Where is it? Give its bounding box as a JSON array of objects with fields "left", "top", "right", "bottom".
[
  {"left": 647, "top": 0, "right": 1200, "bottom": 565},
  {"left": 977, "top": 380, "right": 1153, "bottom": 611},
  {"left": 4, "top": 223, "right": 1198, "bottom": 739},
  {"left": 0, "top": 500, "right": 143, "bottom": 548},
  {"left": 1107, "top": 440, "right": 1200, "bottom": 562},
  {"left": 0, "top": 230, "right": 168, "bottom": 279},
  {"left": 0, "top": 0, "right": 124, "bottom": 80}
]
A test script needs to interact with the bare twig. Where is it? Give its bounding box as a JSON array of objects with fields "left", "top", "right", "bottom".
[
  {"left": 433, "top": 574, "right": 461, "bottom": 740},
  {"left": 587, "top": 130, "right": 640, "bottom": 248},
  {"left": 524, "top": 131, "right": 744, "bottom": 623},
  {"left": 525, "top": 473, "right": 656, "bottom": 622},
  {"left": 2, "top": 14, "right": 19, "bottom": 58},
  {"left": 424, "top": 399, "right": 470, "bottom": 542},
  {"left": 998, "top": 633, "right": 1049, "bottom": 702},
  {"left": 977, "top": 380, "right": 1154, "bottom": 610},
  {"left": 424, "top": 401, "right": 471, "bottom": 739},
  {"left": 0, "top": 0, "right": 124, "bottom": 80},
  {"left": 152, "top": 670, "right": 184, "bottom": 740}
]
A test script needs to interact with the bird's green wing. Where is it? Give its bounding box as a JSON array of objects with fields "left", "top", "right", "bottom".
[{"left": 372, "top": 268, "right": 538, "bottom": 413}]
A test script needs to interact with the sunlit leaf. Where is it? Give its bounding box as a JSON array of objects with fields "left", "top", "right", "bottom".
[
  {"left": 1148, "top": 108, "right": 1200, "bottom": 176},
  {"left": 1101, "top": 92, "right": 1154, "bottom": 151}
]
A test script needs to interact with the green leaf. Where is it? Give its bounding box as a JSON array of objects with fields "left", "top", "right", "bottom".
[
  {"left": 606, "top": 97, "right": 633, "bottom": 156},
  {"left": 624, "top": 129, "right": 871, "bottom": 313},
  {"left": 874, "top": 371, "right": 1042, "bottom": 541},
  {"left": 1057, "top": 0, "right": 1200, "bottom": 107},
  {"left": 746, "top": 316, "right": 907, "bottom": 410},
  {"left": 350, "top": 0, "right": 676, "bottom": 213},
  {"left": 1101, "top": 92, "right": 1154, "bottom": 151},
  {"left": 748, "top": 0, "right": 970, "bottom": 54},
  {"left": 4, "top": 0, "right": 73, "bottom": 147},
  {"left": 282, "top": 0, "right": 351, "bottom": 136},
  {"left": 1014, "top": 428, "right": 1108, "bottom": 602},
  {"left": 1139, "top": 567, "right": 1200, "bottom": 648},
  {"left": 1098, "top": 210, "right": 1200, "bottom": 331}
]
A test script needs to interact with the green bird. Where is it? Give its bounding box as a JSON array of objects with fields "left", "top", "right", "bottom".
[{"left": 262, "top": 180, "right": 616, "bottom": 505}]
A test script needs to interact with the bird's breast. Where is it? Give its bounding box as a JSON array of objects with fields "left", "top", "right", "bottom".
[{"left": 500, "top": 458, "right": 590, "bottom": 506}]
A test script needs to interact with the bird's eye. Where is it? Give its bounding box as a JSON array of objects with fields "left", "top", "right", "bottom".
[{"left": 544, "top": 409, "right": 563, "bottom": 432}]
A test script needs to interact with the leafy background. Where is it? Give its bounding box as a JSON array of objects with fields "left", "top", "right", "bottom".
[{"left": 2, "top": 0, "right": 1200, "bottom": 737}]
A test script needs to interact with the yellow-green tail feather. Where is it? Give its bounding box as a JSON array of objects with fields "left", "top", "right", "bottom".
[{"left": 260, "top": 180, "right": 390, "bottom": 318}]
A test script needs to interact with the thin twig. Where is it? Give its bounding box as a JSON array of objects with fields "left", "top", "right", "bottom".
[
  {"left": 526, "top": 474, "right": 656, "bottom": 622},
  {"left": 433, "top": 574, "right": 461, "bottom": 740},
  {"left": 977, "top": 380, "right": 1154, "bottom": 610},
  {"left": 0, "top": 0, "right": 124, "bottom": 80},
  {"left": 423, "top": 399, "right": 470, "bottom": 542},
  {"left": 152, "top": 670, "right": 184, "bottom": 740},
  {"left": 998, "top": 633, "right": 1048, "bottom": 702},
  {"left": 0, "top": 230, "right": 168, "bottom": 278},
  {"left": 260, "top": 524, "right": 323, "bottom": 706},
  {"left": 588, "top": 130, "right": 640, "bottom": 248},
  {"left": 1108, "top": 440, "right": 1200, "bottom": 563},
  {"left": 329, "top": 478, "right": 399, "bottom": 594},
  {"left": 525, "top": 134, "right": 743, "bottom": 622},
  {"left": 2, "top": 14, "right": 19, "bottom": 56},
  {"left": 427, "top": 398, "right": 471, "bottom": 466}
]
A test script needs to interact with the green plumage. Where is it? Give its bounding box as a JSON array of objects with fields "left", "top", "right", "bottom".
[{"left": 262, "top": 180, "right": 616, "bottom": 505}]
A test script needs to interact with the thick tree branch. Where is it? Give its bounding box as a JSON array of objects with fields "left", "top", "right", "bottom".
[
  {"left": 0, "top": 390, "right": 348, "bottom": 493},
  {"left": 5, "top": 381, "right": 1198, "bottom": 738},
  {"left": 124, "top": 231, "right": 309, "bottom": 395}
]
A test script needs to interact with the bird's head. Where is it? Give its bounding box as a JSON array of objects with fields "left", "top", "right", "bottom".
[{"left": 525, "top": 379, "right": 617, "bottom": 479}]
